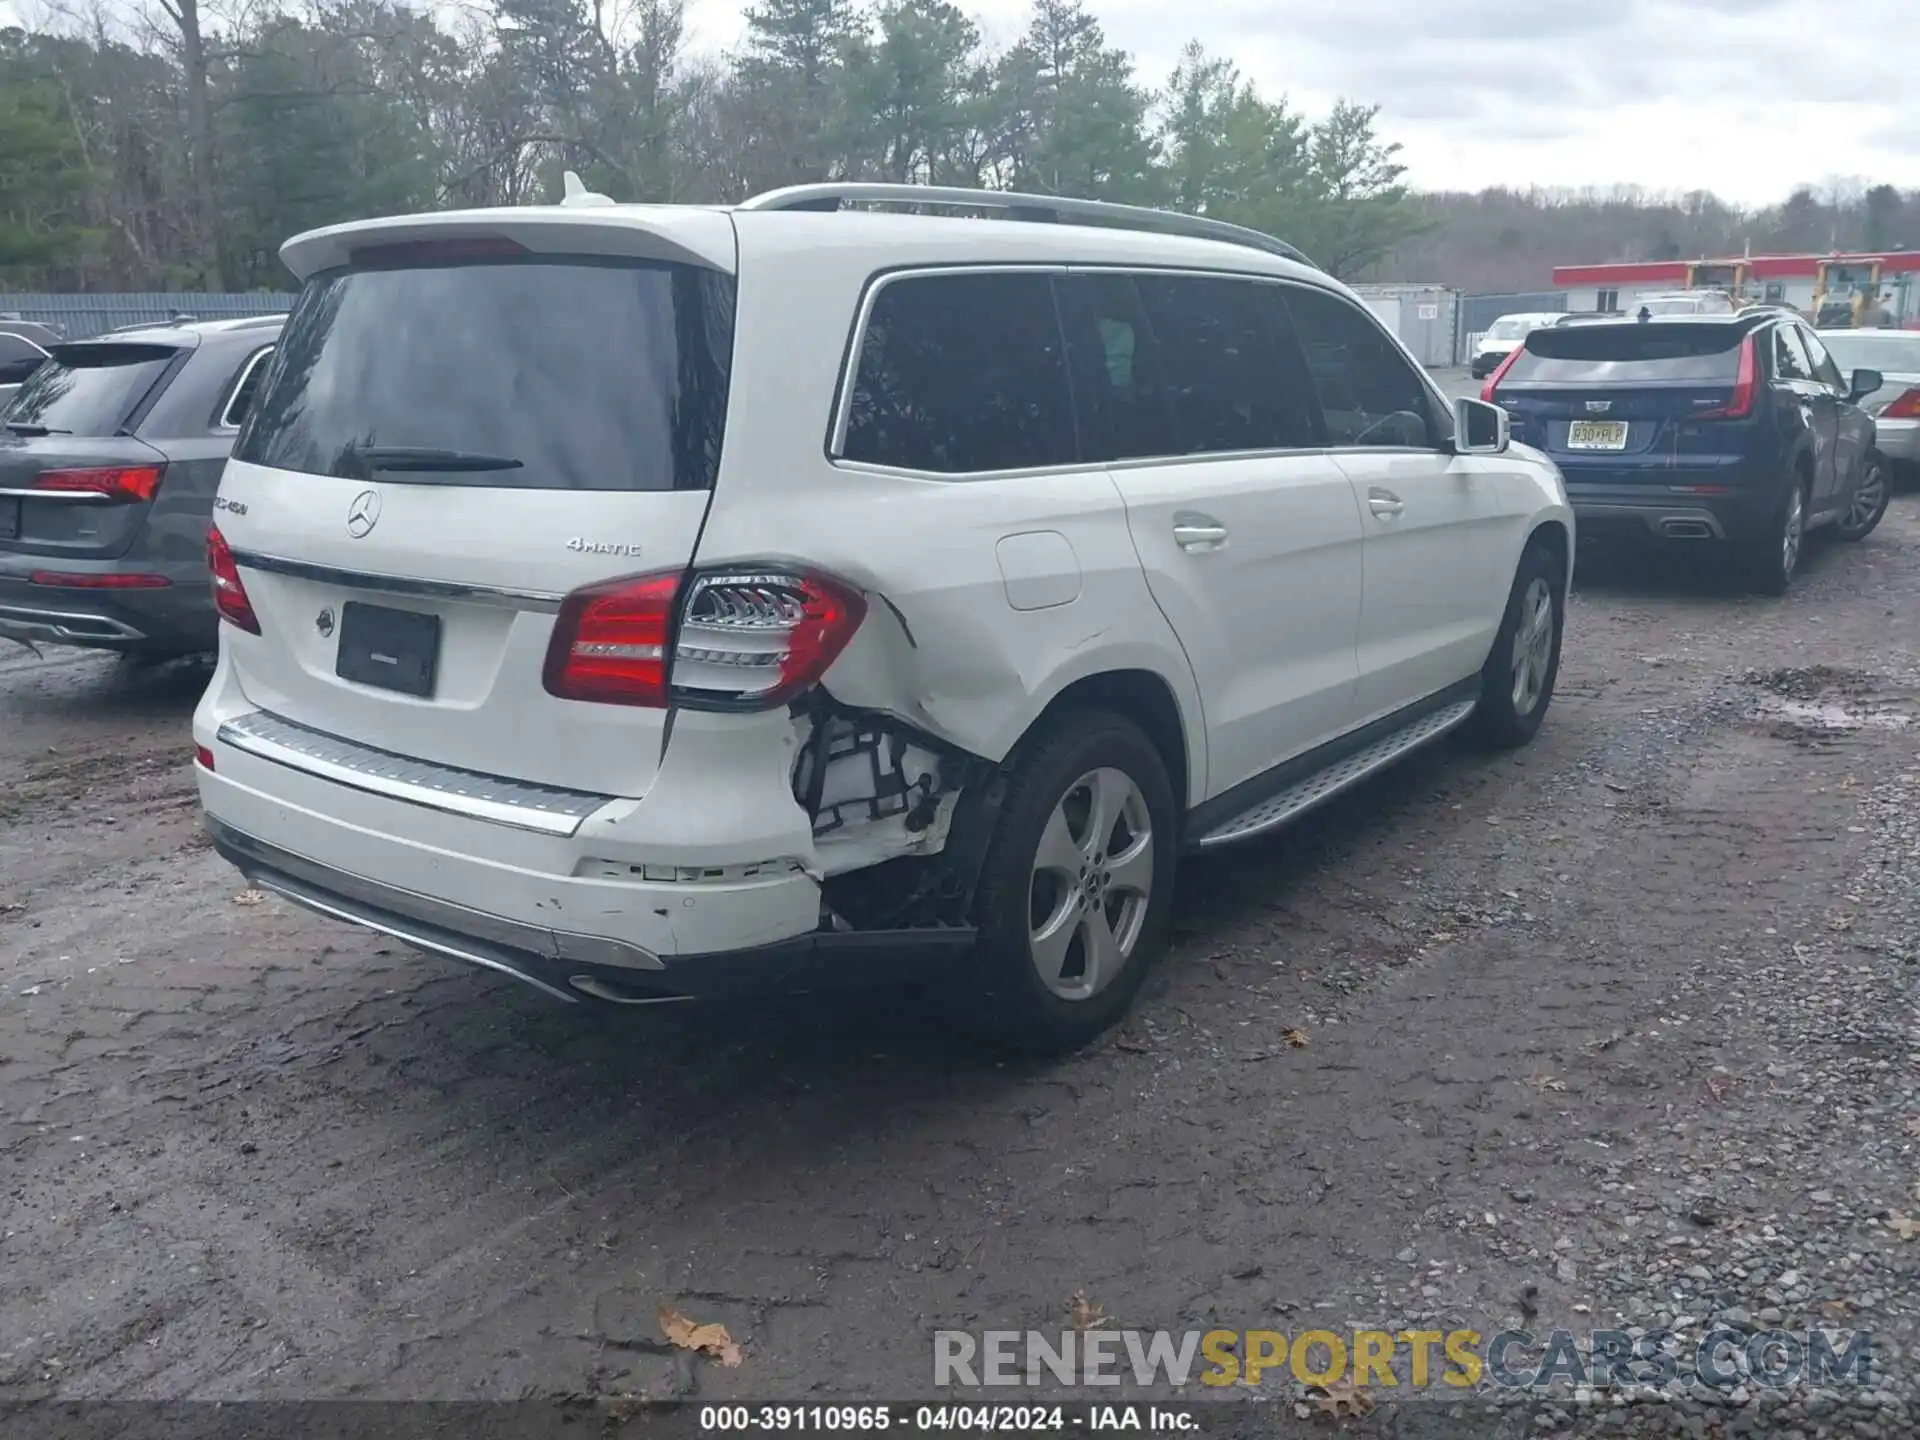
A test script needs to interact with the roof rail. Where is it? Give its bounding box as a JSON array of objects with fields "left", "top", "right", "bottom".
[{"left": 735, "top": 183, "right": 1320, "bottom": 271}]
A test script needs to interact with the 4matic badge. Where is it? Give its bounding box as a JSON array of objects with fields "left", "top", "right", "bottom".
[{"left": 566, "top": 537, "right": 643, "bottom": 557}]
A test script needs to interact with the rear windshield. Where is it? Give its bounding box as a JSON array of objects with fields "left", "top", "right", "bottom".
[
  {"left": 1503, "top": 326, "right": 1744, "bottom": 385},
  {"left": 4, "top": 343, "right": 178, "bottom": 434},
  {"left": 237, "top": 257, "right": 735, "bottom": 490}
]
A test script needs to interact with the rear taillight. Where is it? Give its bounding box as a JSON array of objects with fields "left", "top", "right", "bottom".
[
  {"left": 543, "top": 568, "right": 868, "bottom": 710},
  {"left": 1481, "top": 348, "right": 1522, "bottom": 402},
  {"left": 206, "top": 525, "right": 260, "bottom": 634},
  {"left": 33, "top": 465, "right": 165, "bottom": 502},
  {"left": 1880, "top": 388, "right": 1920, "bottom": 420},
  {"left": 1693, "top": 337, "right": 1757, "bottom": 420},
  {"left": 543, "top": 572, "right": 681, "bottom": 707}
]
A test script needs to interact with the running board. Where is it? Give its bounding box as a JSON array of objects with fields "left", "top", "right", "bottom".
[{"left": 1193, "top": 699, "right": 1478, "bottom": 850}]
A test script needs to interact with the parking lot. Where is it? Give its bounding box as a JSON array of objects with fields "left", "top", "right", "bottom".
[{"left": 4, "top": 397, "right": 1919, "bottom": 1434}]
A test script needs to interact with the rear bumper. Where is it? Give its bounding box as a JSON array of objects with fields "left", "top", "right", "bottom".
[
  {"left": 208, "top": 818, "right": 973, "bottom": 1004},
  {"left": 1875, "top": 418, "right": 1920, "bottom": 465},
  {"left": 0, "top": 557, "right": 216, "bottom": 652},
  {"left": 1564, "top": 478, "right": 1777, "bottom": 544}
]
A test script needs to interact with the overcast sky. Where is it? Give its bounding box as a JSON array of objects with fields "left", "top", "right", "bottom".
[
  {"left": 3, "top": 0, "right": 1912, "bottom": 205},
  {"left": 672, "top": 0, "right": 1918, "bottom": 207}
]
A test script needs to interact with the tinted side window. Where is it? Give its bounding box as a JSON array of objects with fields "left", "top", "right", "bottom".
[
  {"left": 1771, "top": 326, "right": 1812, "bottom": 381},
  {"left": 219, "top": 345, "right": 275, "bottom": 428},
  {"left": 1058, "top": 273, "right": 1182, "bottom": 462},
  {"left": 1283, "top": 285, "right": 1436, "bottom": 449},
  {"left": 842, "top": 272, "right": 1075, "bottom": 473},
  {"left": 1799, "top": 329, "right": 1845, "bottom": 391},
  {"left": 0, "top": 333, "right": 48, "bottom": 384},
  {"left": 1131, "top": 275, "right": 1316, "bottom": 454}
]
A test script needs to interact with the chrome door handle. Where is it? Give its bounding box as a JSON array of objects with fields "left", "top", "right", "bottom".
[
  {"left": 1368, "top": 488, "right": 1404, "bottom": 518},
  {"left": 1173, "top": 514, "right": 1229, "bottom": 550}
]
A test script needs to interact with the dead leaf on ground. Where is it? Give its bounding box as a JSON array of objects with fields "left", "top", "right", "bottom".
[
  {"left": 1583, "top": 1030, "right": 1626, "bottom": 1053},
  {"left": 1524, "top": 1073, "right": 1567, "bottom": 1092},
  {"left": 1067, "top": 1289, "right": 1106, "bottom": 1330},
  {"left": 1705, "top": 1075, "right": 1738, "bottom": 1103},
  {"left": 658, "top": 1303, "right": 743, "bottom": 1366},
  {"left": 232, "top": 889, "right": 267, "bottom": 906},
  {"left": 1902, "top": 1117, "right": 1920, "bottom": 1138},
  {"left": 1281, "top": 1028, "right": 1310, "bottom": 1048},
  {"left": 1113, "top": 1033, "right": 1151, "bottom": 1054},
  {"left": 1308, "top": 1377, "right": 1375, "bottom": 1420},
  {"left": 1889, "top": 1213, "right": 1917, "bottom": 1242}
]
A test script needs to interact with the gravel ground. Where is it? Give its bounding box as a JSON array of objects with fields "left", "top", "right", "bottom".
[{"left": 2, "top": 484, "right": 1917, "bottom": 1438}]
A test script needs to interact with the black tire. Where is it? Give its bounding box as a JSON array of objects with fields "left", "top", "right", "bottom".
[
  {"left": 1742, "top": 476, "right": 1807, "bottom": 595},
  {"left": 966, "top": 711, "right": 1178, "bottom": 1053},
  {"left": 1834, "top": 451, "right": 1891, "bottom": 542},
  {"left": 1467, "top": 538, "right": 1565, "bottom": 751}
]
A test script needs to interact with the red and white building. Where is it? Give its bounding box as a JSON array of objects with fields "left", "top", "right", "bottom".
[{"left": 1551, "top": 250, "right": 1920, "bottom": 321}]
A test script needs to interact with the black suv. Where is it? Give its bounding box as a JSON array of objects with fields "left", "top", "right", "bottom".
[
  {"left": 0, "top": 315, "right": 284, "bottom": 656},
  {"left": 1485, "top": 311, "right": 1889, "bottom": 594}
]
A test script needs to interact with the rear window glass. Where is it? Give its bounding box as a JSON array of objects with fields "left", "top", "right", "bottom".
[
  {"left": 842, "top": 271, "right": 1075, "bottom": 473},
  {"left": 237, "top": 258, "right": 734, "bottom": 490},
  {"left": 4, "top": 343, "right": 177, "bottom": 434},
  {"left": 1504, "top": 326, "right": 1744, "bottom": 385}
]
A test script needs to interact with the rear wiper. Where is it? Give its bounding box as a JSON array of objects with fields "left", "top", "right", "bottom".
[
  {"left": 345, "top": 444, "right": 523, "bottom": 473},
  {"left": 4, "top": 422, "right": 70, "bottom": 436}
]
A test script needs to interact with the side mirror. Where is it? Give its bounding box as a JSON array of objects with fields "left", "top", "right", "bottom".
[
  {"left": 1848, "top": 367, "right": 1884, "bottom": 403},
  {"left": 1452, "top": 396, "right": 1510, "bottom": 455}
]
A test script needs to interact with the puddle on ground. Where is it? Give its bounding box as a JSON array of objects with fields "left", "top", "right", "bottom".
[{"left": 1754, "top": 696, "right": 1914, "bottom": 735}]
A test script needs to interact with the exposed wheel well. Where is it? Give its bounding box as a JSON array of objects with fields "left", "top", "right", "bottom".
[{"left": 1033, "top": 670, "right": 1192, "bottom": 814}]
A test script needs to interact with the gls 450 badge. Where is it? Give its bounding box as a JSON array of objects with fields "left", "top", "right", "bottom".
[{"left": 566, "top": 538, "right": 643, "bottom": 557}]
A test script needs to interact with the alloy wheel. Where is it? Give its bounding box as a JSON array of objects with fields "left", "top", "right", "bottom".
[
  {"left": 1510, "top": 576, "right": 1556, "bottom": 716},
  {"left": 1846, "top": 462, "right": 1887, "bottom": 531},
  {"left": 1028, "top": 767, "right": 1155, "bottom": 1002}
]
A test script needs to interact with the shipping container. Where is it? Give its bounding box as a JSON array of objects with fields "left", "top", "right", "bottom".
[{"left": 1349, "top": 283, "right": 1463, "bottom": 367}]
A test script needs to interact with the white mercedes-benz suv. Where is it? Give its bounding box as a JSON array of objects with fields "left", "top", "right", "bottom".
[{"left": 193, "top": 180, "right": 1573, "bottom": 1049}]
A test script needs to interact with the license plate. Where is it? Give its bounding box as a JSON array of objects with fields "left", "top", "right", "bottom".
[
  {"left": 0, "top": 499, "right": 16, "bottom": 541},
  {"left": 1567, "top": 420, "right": 1629, "bottom": 451},
  {"left": 334, "top": 601, "right": 441, "bottom": 698}
]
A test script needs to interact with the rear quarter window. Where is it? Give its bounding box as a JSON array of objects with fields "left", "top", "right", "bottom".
[
  {"left": 839, "top": 270, "right": 1076, "bottom": 474},
  {"left": 236, "top": 257, "right": 735, "bottom": 490}
]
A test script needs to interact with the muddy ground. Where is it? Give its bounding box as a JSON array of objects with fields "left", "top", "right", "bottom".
[{"left": 3, "top": 498, "right": 1918, "bottom": 1437}]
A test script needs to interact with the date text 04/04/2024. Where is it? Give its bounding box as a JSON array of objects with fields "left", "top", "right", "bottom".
[{"left": 696, "top": 1404, "right": 1203, "bottom": 1431}]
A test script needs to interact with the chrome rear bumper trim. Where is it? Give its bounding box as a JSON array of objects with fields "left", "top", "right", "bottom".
[
  {"left": 0, "top": 604, "right": 147, "bottom": 643},
  {"left": 209, "top": 819, "right": 665, "bottom": 974},
  {"left": 216, "top": 709, "right": 614, "bottom": 837}
]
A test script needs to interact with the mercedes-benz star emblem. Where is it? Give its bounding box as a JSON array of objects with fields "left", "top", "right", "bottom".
[
  {"left": 346, "top": 489, "right": 382, "bottom": 538},
  {"left": 316, "top": 608, "right": 335, "bottom": 638}
]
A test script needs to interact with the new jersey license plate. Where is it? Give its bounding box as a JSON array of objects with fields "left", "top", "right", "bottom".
[{"left": 1566, "top": 420, "right": 1629, "bottom": 451}]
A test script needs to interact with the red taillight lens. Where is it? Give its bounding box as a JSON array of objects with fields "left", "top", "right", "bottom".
[
  {"left": 33, "top": 465, "right": 165, "bottom": 502},
  {"left": 1481, "top": 347, "right": 1523, "bottom": 402},
  {"left": 1694, "top": 337, "right": 1757, "bottom": 420},
  {"left": 1881, "top": 387, "right": 1920, "bottom": 420},
  {"left": 543, "top": 571, "right": 682, "bottom": 707},
  {"left": 195, "top": 745, "right": 215, "bottom": 771},
  {"left": 542, "top": 567, "right": 869, "bottom": 710},
  {"left": 206, "top": 525, "right": 260, "bottom": 634},
  {"left": 28, "top": 571, "right": 170, "bottom": 588}
]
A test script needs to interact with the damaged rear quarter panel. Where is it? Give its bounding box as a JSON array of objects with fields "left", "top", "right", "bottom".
[{"left": 691, "top": 463, "right": 1207, "bottom": 804}]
